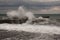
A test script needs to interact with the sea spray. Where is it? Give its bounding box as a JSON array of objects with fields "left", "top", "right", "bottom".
[
  {"left": 6, "top": 6, "right": 35, "bottom": 24},
  {"left": 25, "top": 12, "right": 36, "bottom": 24},
  {"left": 6, "top": 6, "right": 26, "bottom": 19}
]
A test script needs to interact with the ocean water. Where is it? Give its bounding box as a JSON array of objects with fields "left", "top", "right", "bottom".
[
  {"left": 0, "top": 6, "right": 60, "bottom": 40},
  {"left": 0, "top": 6, "right": 60, "bottom": 25},
  {"left": 0, "top": 6, "right": 59, "bottom": 34}
]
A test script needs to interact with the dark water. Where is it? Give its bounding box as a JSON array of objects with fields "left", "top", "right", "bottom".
[
  {"left": 34, "top": 14, "right": 60, "bottom": 18},
  {"left": 0, "top": 30, "right": 60, "bottom": 40}
]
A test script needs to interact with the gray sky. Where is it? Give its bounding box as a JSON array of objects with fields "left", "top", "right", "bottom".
[{"left": 0, "top": 0, "right": 60, "bottom": 14}]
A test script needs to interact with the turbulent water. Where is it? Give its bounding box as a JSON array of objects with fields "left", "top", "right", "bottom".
[
  {"left": 0, "top": 6, "right": 60, "bottom": 40},
  {"left": 0, "top": 23, "right": 60, "bottom": 34},
  {"left": 0, "top": 6, "right": 60, "bottom": 34}
]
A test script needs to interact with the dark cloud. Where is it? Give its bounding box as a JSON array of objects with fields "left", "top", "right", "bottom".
[
  {"left": 23, "top": 1, "right": 60, "bottom": 9},
  {"left": 0, "top": 0, "right": 60, "bottom": 14},
  {"left": 0, "top": 0, "right": 60, "bottom": 9}
]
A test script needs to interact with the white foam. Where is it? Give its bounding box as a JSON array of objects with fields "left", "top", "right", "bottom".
[{"left": 0, "top": 24, "right": 60, "bottom": 34}]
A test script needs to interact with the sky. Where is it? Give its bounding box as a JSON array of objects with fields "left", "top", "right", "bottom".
[{"left": 0, "top": 0, "right": 60, "bottom": 14}]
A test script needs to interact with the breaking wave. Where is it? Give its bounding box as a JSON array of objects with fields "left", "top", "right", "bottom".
[
  {"left": 6, "top": 6, "right": 35, "bottom": 20},
  {"left": 0, "top": 6, "right": 60, "bottom": 35},
  {"left": 6, "top": 6, "right": 60, "bottom": 25}
]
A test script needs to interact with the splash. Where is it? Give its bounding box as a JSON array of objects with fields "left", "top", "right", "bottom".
[
  {"left": 6, "top": 6, "right": 35, "bottom": 21},
  {"left": 7, "top": 6, "right": 25, "bottom": 19}
]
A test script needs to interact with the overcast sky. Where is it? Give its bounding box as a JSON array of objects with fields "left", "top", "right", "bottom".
[
  {"left": 0, "top": 0, "right": 59, "bottom": 2},
  {"left": 0, "top": 0, "right": 60, "bottom": 14}
]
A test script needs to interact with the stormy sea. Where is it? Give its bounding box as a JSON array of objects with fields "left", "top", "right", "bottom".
[{"left": 0, "top": 6, "right": 60, "bottom": 40}]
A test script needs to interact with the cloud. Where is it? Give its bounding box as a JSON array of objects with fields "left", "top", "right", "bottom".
[
  {"left": 23, "top": 0, "right": 60, "bottom": 2},
  {"left": 30, "top": 6, "right": 60, "bottom": 14},
  {"left": 0, "top": 0, "right": 60, "bottom": 7},
  {"left": 0, "top": 0, "right": 22, "bottom": 5},
  {"left": 0, "top": 0, "right": 60, "bottom": 14},
  {"left": 21, "top": 0, "right": 60, "bottom": 9}
]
